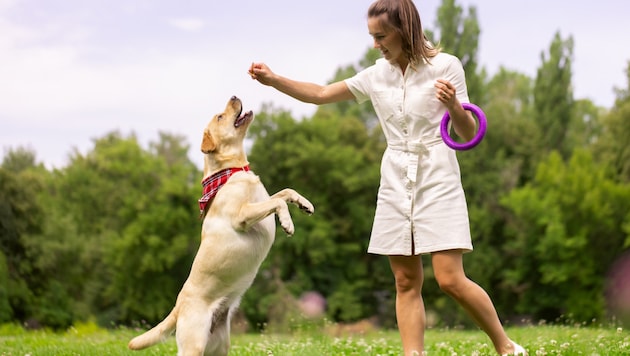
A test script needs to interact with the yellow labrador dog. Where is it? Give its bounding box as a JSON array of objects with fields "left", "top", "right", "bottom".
[{"left": 128, "top": 96, "right": 314, "bottom": 355}]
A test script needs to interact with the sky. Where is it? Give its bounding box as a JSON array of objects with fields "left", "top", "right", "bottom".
[{"left": 1, "top": 0, "right": 629, "bottom": 169}]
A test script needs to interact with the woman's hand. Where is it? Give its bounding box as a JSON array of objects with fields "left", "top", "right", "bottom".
[
  {"left": 248, "top": 62, "right": 275, "bottom": 86},
  {"left": 434, "top": 79, "right": 457, "bottom": 108},
  {"left": 435, "top": 79, "right": 476, "bottom": 142}
]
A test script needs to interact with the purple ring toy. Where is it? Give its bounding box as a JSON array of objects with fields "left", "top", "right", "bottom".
[{"left": 440, "top": 103, "right": 487, "bottom": 150}]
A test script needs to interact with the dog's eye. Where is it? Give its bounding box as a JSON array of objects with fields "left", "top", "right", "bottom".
[{"left": 217, "top": 114, "right": 223, "bottom": 121}]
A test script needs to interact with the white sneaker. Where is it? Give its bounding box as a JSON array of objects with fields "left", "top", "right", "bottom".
[{"left": 501, "top": 340, "right": 527, "bottom": 355}]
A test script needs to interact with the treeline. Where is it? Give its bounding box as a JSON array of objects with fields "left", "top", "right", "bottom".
[{"left": 2, "top": 0, "right": 630, "bottom": 331}]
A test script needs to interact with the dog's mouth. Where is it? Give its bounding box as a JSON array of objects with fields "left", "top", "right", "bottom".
[{"left": 234, "top": 109, "right": 253, "bottom": 128}]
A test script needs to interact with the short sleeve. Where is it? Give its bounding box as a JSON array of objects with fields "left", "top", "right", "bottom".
[
  {"left": 441, "top": 55, "right": 469, "bottom": 104},
  {"left": 344, "top": 65, "right": 375, "bottom": 104}
]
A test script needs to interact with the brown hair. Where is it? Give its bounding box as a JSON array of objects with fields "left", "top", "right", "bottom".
[{"left": 368, "top": 0, "right": 440, "bottom": 65}]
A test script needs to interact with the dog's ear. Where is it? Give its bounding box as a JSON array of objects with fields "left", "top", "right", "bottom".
[{"left": 201, "top": 130, "right": 216, "bottom": 153}]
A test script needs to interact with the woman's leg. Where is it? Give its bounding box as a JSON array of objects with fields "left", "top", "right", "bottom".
[
  {"left": 388, "top": 254, "right": 425, "bottom": 356},
  {"left": 431, "top": 249, "right": 521, "bottom": 355}
]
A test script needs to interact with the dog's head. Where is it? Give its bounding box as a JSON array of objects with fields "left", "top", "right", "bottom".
[{"left": 201, "top": 96, "right": 253, "bottom": 173}]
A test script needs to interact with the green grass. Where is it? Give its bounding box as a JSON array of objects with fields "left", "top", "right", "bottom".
[{"left": 1, "top": 322, "right": 629, "bottom": 355}]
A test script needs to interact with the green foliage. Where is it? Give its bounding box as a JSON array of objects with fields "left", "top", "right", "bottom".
[
  {"left": 534, "top": 32, "right": 575, "bottom": 158},
  {"left": 593, "top": 62, "right": 630, "bottom": 182},
  {"left": 55, "top": 131, "right": 200, "bottom": 325},
  {"left": 0, "top": 155, "right": 51, "bottom": 325},
  {"left": 501, "top": 150, "right": 630, "bottom": 321},
  {"left": 0, "top": 251, "right": 12, "bottom": 322},
  {"left": 0, "top": 132, "right": 202, "bottom": 328},
  {"left": 33, "top": 280, "right": 75, "bottom": 329}
]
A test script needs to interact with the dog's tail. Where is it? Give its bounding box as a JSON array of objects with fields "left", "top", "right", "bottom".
[{"left": 128, "top": 310, "right": 177, "bottom": 350}]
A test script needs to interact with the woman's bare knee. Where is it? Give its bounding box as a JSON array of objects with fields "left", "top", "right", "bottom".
[
  {"left": 431, "top": 250, "right": 468, "bottom": 296},
  {"left": 395, "top": 273, "right": 422, "bottom": 293},
  {"left": 389, "top": 255, "right": 423, "bottom": 293},
  {"left": 437, "top": 272, "right": 477, "bottom": 301}
]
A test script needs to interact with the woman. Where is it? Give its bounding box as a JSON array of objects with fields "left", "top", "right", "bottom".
[{"left": 249, "top": 0, "right": 526, "bottom": 355}]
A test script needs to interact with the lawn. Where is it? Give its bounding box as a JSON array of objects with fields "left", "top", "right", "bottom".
[{"left": 1, "top": 322, "right": 629, "bottom": 355}]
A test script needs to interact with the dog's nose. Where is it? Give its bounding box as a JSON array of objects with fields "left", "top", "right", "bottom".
[{"left": 231, "top": 95, "right": 238, "bottom": 101}]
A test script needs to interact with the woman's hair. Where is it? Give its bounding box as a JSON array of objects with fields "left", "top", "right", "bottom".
[{"left": 368, "top": 0, "right": 440, "bottom": 65}]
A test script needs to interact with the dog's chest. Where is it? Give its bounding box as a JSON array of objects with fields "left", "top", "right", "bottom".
[{"left": 203, "top": 179, "right": 275, "bottom": 241}]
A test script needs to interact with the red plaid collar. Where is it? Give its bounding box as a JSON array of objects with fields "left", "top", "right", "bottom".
[{"left": 198, "top": 165, "right": 250, "bottom": 216}]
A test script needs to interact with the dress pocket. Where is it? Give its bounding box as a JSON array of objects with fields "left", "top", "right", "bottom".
[
  {"left": 370, "top": 90, "right": 396, "bottom": 123},
  {"left": 407, "top": 88, "right": 442, "bottom": 124}
]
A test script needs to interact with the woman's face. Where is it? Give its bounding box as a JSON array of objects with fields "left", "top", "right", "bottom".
[{"left": 368, "top": 15, "right": 406, "bottom": 68}]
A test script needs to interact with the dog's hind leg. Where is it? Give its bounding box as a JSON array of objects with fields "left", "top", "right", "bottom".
[
  {"left": 204, "top": 306, "right": 231, "bottom": 356},
  {"left": 175, "top": 301, "right": 213, "bottom": 356}
]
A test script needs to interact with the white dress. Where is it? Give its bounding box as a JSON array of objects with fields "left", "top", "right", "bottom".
[{"left": 345, "top": 53, "right": 473, "bottom": 256}]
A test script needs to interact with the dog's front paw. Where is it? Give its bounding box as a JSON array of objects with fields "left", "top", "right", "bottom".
[
  {"left": 278, "top": 214, "right": 295, "bottom": 236},
  {"left": 282, "top": 222, "right": 295, "bottom": 236},
  {"left": 298, "top": 198, "right": 314, "bottom": 215}
]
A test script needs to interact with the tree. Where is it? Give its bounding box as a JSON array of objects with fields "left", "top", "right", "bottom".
[
  {"left": 501, "top": 150, "right": 630, "bottom": 321},
  {"left": 51, "top": 132, "right": 201, "bottom": 325},
  {"left": 533, "top": 31, "right": 575, "bottom": 158},
  {"left": 565, "top": 99, "right": 603, "bottom": 153},
  {"left": 0, "top": 166, "right": 39, "bottom": 323},
  {"left": 104, "top": 132, "right": 200, "bottom": 323},
  {"left": 1, "top": 147, "right": 41, "bottom": 173},
  {"left": 0, "top": 251, "right": 10, "bottom": 323},
  {"left": 0, "top": 148, "right": 76, "bottom": 328},
  {"left": 593, "top": 61, "right": 630, "bottom": 182}
]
